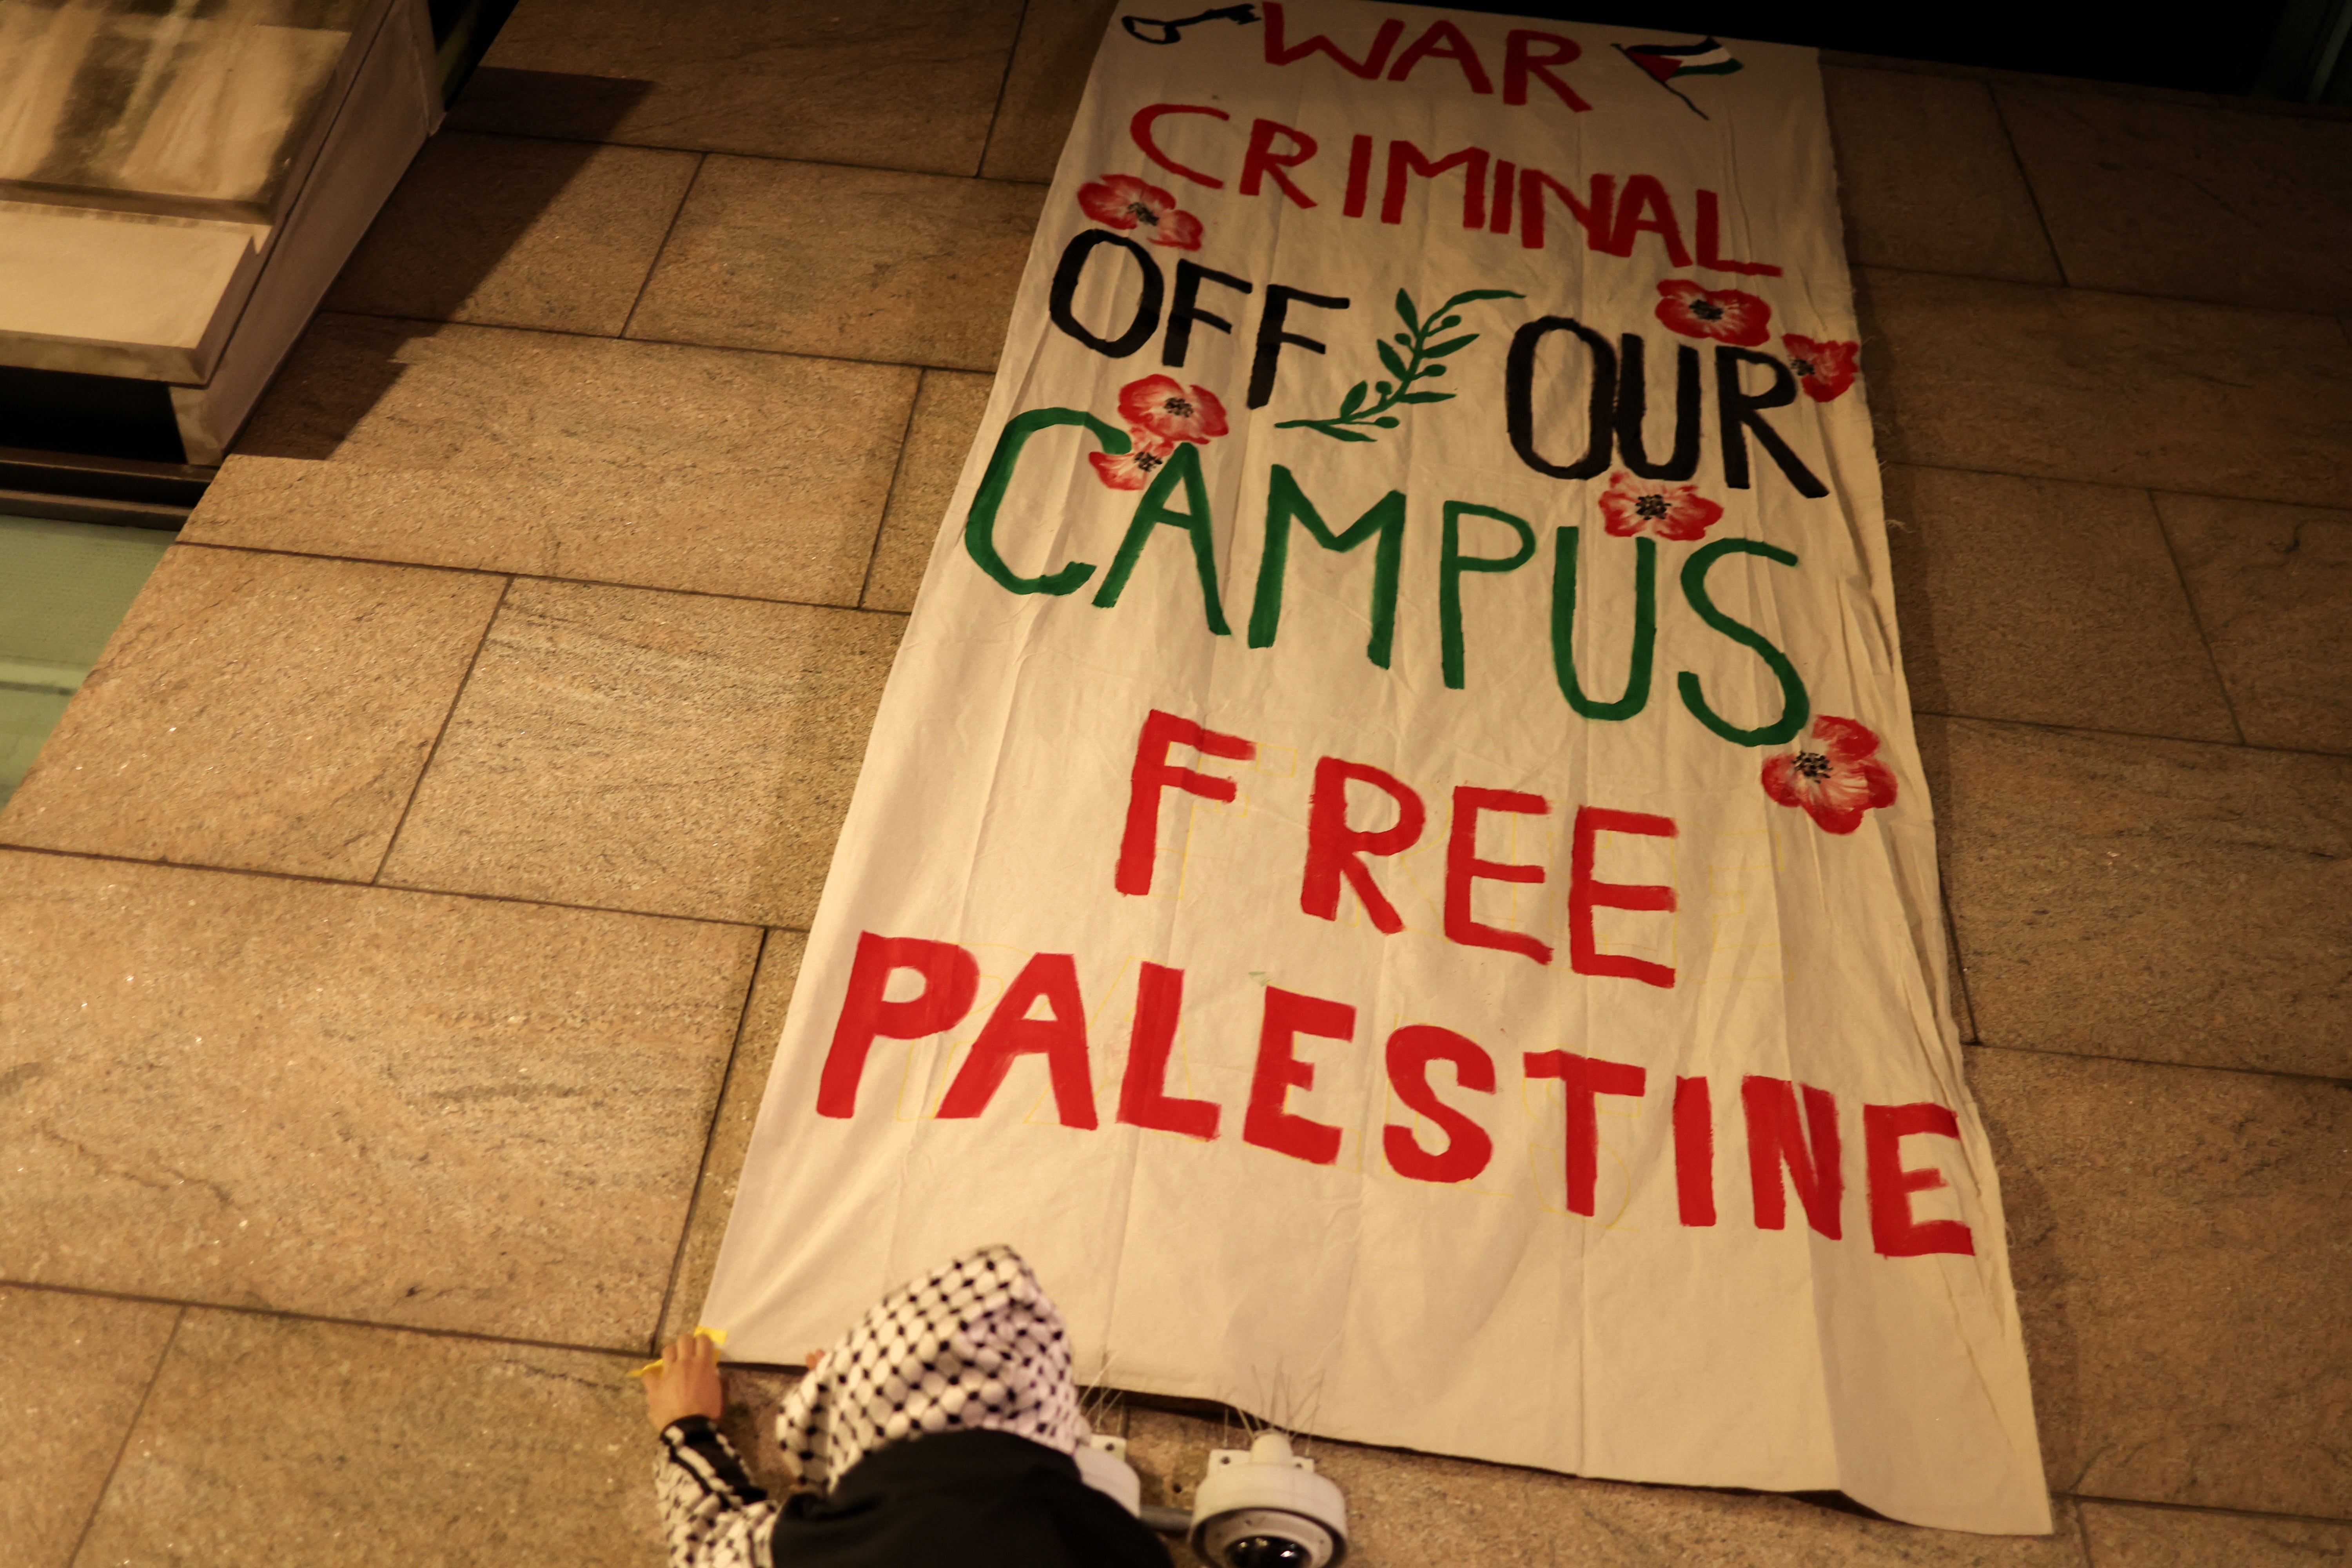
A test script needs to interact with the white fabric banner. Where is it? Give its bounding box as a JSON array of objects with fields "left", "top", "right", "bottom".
[{"left": 704, "top": 0, "right": 2048, "bottom": 1533}]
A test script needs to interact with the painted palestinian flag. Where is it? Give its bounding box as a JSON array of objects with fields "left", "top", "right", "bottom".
[{"left": 1622, "top": 35, "right": 1743, "bottom": 82}]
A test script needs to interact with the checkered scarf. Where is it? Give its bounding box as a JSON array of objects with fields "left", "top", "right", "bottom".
[{"left": 776, "top": 1244, "right": 1085, "bottom": 1490}]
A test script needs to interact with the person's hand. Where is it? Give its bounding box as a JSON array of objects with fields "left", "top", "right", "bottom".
[{"left": 642, "top": 1331, "right": 725, "bottom": 1431}]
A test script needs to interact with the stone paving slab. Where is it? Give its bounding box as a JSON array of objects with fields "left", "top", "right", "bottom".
[
  {"left": 379, "top": 581, "right": 900, "bottom": 927},
  {"left": 1996, "top": 89, "right": 2352, "bottom": 315},
  {"left": 1884, "top": 466, "right": 2235, "bottom": 742},
  {"left": 0, "top": 547, "right": 503, "bottom": 882},
  {"left": 1857, "top": 269, "right": 2352, "bottom": 510},
  {"left": 1929, "top": 717, "right": 2351, "bottom": 1078},
  {"left": 2154, "top": 492, "right": 2352, "bottom": 756},
  {"left": 1822, "top": 67, "right": 2061, "bottom": 285},
  {"left": 628, "top": 158, "right": 1045, "bottom": 371},
  {"left": 74, "top": 1310, "right": 664, "bottom": 1568},
  {"left": 192, "top": 317, "right": 918, "bottom": 606},
  {"left": 325, "top": 133, "right": 700, "bottom": 337},
  {"left": 0, "top": 1287, "right": 179, "bottom": 1568},
  {"left": 1973, "top": 1047, "right": 2352, "bottom": 1519},
  {"left": 0, "top": 851, "right": 755, "bottom": 1348}
]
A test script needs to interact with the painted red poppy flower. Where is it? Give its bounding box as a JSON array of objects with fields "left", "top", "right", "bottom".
[
  {"left": 1655, "top": 279, "right": 1771, "bottom": 347},
  {"left": 1090, "top": 428, "right": 1177, "bottom": 490},
  {"left": 1077, "top": 173, "right": 1204, "bottom": 249},
  {"left": 1761, "top": 716, "right": 1899, "bottom": 835},
  {"left": 1782, "top": 334, "right": 1858, "bottom": 402},
  {"left": 1596, "top": 470, "right": 1724, "bottom": 541},
  {"left": 1118, "top": 375, "right": 1229, "bottom": 445}
]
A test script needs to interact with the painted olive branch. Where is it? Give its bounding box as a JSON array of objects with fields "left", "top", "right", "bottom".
[{"left": 1274, "top": 287, "right": 1524, "bottom": 443}]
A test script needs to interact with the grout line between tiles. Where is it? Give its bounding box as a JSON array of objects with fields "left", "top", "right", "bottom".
[
  {"left": 1816, "top": 51, "right": 2209, "bottom": 98},
  {"left": 441, "top": 123, "right": 1054, "bottom": 190},
  {"left": 0, "top": 840, "right": 769, "bottom": 932},
  {"left": 1964, "top": 1039, "right": 2352, "bottom": 1090},
  {"left": 322, "top": 302, "right": 1004, "bottom": 378},
  {"left": 858, "top": 370, "right": 930, "bottom": 608},
  {"left": 2080, "top": 267, "right": 2352, "bottom": 316},
  {"left": 2063, "top": 1492, "right": 2098, "bottom": 1568},
  {"left": 652, "top": 926, "right": 775, "bottom": 1352},
  {"left": 169, "top": 539, "right": 912, "bottom": 623},
  {"left": 1853, "top": 258, "right": 2352, "bottom": 327},
  {"left": 623, "top": 320, "right": 1018, "bottom": 374},
  {"left": 1980, "top": 82, "right": 2072, "bottom": 288},
  {"left": 2061, "top": 1492, "right": 2352, "bottom": 1528},
  {"left": 973, "top": 0, "right": 1035, "bottom": 178},
  {"left": 371, "top": 573, "right": 512, "bottom": 884},
  {"left": 65, "top": 1302, "right": 183, "bottom": 1566},
  {"left": 2140, "top": 490, "right": 2250, "bottom": 746},
  {"left": 1910, "top": 708, "right": 2350, "bottom": 762},
  {"left": 619, "top": 150, "right": 706, "bottom": 340},
  {"left": 2138, "top": 485, "right": 2352, "bottom": 520},
  {"left": 1880, "top": 454, "right": 2352, "bottom": 514},
  {"left": 0, "top": 1277, "right": 654, "bottom": 1361},
  {"left": 370, "top": 872, "right": 794, "bottom": 934},
  {"left": 1940, "top": 886, "right": 1980, "bottom": 1044}
]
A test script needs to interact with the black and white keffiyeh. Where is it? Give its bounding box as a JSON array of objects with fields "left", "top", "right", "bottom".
[
  {"left": 656, "top": 1417, "right": 777, "bottom": 1568},
  {"left": 777, "top": 1243, "right": 1085, "bottom": 1490}
]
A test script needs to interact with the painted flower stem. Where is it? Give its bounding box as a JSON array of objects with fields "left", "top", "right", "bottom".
[{"left": 1276, "top": 287, "right": 1523, "bottom": 443}]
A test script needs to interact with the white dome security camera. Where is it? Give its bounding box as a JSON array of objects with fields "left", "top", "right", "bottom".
[{"left": 1187, "top": 1430, "right": 1349, "bottom": 1568}]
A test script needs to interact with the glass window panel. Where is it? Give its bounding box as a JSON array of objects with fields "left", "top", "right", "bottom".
[{"left": 1, "top": 512, "right": 175, "bottom": 804}]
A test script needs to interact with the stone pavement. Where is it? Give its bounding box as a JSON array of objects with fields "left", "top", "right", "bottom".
[{"left": 4, "top": 4, "right": 2347, "bottom": 1563}]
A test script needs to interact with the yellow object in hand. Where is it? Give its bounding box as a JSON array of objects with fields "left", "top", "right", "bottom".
[{"left": 627, "top": 1324, "right": 728, "bottom": 1379}]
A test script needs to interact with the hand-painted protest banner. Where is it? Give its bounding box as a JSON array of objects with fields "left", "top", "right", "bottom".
[{"left": 704, "top": 0, "right": 2049, "bottom": 1533}]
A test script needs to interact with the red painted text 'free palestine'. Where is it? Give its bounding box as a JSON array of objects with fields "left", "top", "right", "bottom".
[{"left": 809, "top": 704, "right": 1976, "bottom": 1262}]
